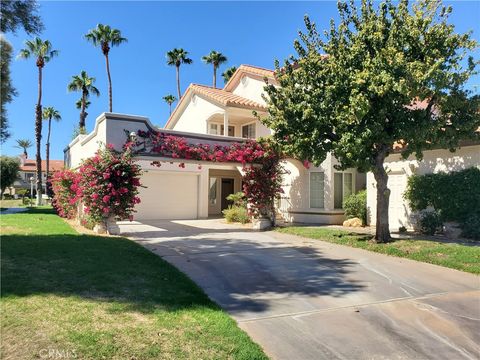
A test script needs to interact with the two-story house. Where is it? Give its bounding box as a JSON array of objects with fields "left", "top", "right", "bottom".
[{"left": 65, "top": 65, "right": 365, "bottom": 223}]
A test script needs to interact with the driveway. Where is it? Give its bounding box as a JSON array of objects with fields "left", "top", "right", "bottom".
[{"left": 118, "top": 219, "right": 480, "bottom": 360}]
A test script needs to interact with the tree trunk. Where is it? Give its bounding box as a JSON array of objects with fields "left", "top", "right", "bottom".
[
  {"left": 169, "top": 103, "right": 172, "bottom": 115},
  {"left": 80, "top": 90, "right": 87, "bottom": 129},
  {"left": 105, "top": 53, "right": 113, "bottom": 112},
  {"left": 372, "top": 149, "right": 391, "bottom": 242},
  {"left": 213, "top": 65, "right": 217, "bottom": 88},
  {"left": 35, "top": 65, "right": 43, "bottom": 206},
  {"left": 45, "top": 117, "right": 51, "bottom": 196},
  {"left": 176, "top": 65, "right": 181, "bottom": 99}
]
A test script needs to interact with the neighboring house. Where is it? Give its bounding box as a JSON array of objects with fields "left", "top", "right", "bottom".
[
  {"left": 366, "top": 141, "right": 480, "bottom": 231},
  {"left": 65, "top": 65, "right": 366, "bottom": 223},
  {"left": 8, "top": 155, "right": 64, "bottom": 195}
]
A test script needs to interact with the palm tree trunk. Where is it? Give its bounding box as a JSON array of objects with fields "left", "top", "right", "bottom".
[
  {"left": 80, "top": 90, "right": 87, "bottom": 129},
  {"left": 45, "top": 117, "right": 51, "bottom": 196},
  {"left": 105, "top": 53, "right": 113, "bottom": 112},
  {"left": 373, "top": 147, "right": 391, "bottom": 243},
  {"left": 176, "top": 65, "right": 181, "bottom": 99},
  {"left": 35, "top": 65, "right": 43, "bottom": 205},
  {"left": 169, "top": 103, "right": 172, "bottom": 115},
  {"left": 213, "top": 65, "right": 217, "bottom": 88}
]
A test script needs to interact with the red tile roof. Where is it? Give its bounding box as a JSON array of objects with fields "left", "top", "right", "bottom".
[
  {"left": 20, "top": 159, "right": 64, "bottom": 172},
  {"left": 190, "top": 84, "right": 266, "bottom": 110}
]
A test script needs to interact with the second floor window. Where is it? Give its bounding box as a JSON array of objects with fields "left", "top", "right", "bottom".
[
  {"left": 209, "top": 123, "right": 235, "bottom": 136},
  {"left": 242, "top": 123, "right": 256, "bottom": 139}
]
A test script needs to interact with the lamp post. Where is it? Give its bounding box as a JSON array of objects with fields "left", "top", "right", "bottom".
[{"left": 29, "top": 176, "right": 34, "bottom": 207}]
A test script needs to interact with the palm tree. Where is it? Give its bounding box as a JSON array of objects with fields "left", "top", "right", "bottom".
[
  {"left": 85, "top": 24, "right": 126, "bottom": 112},
  {"left": 76, "top": 98, "right": 91, "bottom": 110},
  {"left": 67, "top": 70, "right": 100, "bottom": 130},
  {"left": 42, "top": 107, "right": 61, "bottom": 188},
  {"left": 18, "top": 37, "right": 58, "bottom": 205},
  {"left": 202, "top": 51, "right": 228, "bottom": 88},
  {"left": 15, "top": 139, "right": 33, "bottom": 158},
  {"left": 166, "top": 48, "right": 192, "bottom": 99},
  {"left": 222, "top": 66, "right": 237, "bottom": 84},
  {"left": 163, "top": 94, "right": 177, "bottom": 115}
]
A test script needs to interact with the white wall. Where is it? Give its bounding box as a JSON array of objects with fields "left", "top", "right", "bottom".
[
  {"left": 367, "top": 144, "right": 480, "bottom": 230},
  {"left": 231, "top": 75, "right": 268, "bottom": 105}
]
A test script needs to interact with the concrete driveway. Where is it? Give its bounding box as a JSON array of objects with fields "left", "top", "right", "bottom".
[{"left": 118, "top": 219, "right": 480, "bottom": 360}]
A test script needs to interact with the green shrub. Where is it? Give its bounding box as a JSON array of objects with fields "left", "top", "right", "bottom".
[
  {"left": 399, "top": 226, "right": 407, "bottom": 233},
  {"left": 226, "top": 192, "right": 246, "bottom": 208},
  {"left": 343, "top": 190, "right": 367, "bottom": 225},
  {"left": 223, "top": 206, "right": 250, "bottom": 224},
  {"left": 404, "top": 167, "right": 480, "bottom": 239},
  {"left": 460, "top": 214, "right": 480, "bottom": 241},
  {"left": 419, "top": 211, "right": 443, "bottom": 235}
]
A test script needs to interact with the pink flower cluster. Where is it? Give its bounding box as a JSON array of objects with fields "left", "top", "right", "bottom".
[{"left": 51, "top": 169, "right": 81, "bottom": 219}]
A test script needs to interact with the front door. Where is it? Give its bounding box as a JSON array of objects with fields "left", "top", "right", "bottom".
[{"left": 221, "top": 178, "right": 235, "bottom": 211}]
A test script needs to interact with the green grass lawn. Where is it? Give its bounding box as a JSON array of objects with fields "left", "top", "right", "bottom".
[
  {"left": 0, "top": 199, "right": 27, "bottom": 209},
  {"left": 1, "top": 209, "right": 267, "bottom": 360},
  {"left": 277, "top": 227, "right": 480, "bottom": 274}
]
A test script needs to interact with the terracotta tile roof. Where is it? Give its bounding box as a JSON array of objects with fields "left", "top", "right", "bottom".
[
  {"left": 224, "top": 64, "right": 276, "bottom": 92},
  {"left": 190, "top": 84, "right": 266, "bottom": 110},
  {"left": 20, "top": 159, "right": 64, "bottom": 172}
]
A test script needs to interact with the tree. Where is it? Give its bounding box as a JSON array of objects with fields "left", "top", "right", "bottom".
[
  {"left": 76, "top": 98, "right": 91, "bottom": 110},
  {"left": 15, "top": 139, "right": 32, "bottom": 158},
  {"left": 202, "top": 50, "right": 228, "bottom": 88},
  {"left": 18, "top": 37, "right": 58, "bottom": 205},
  {"left": 1, "top": 36, "right": 17, "bottom": 143},
  {"left": 166, "top": 48, "right": 192, "bottom": 99},
  {"left": 0, "top": 0, "right": 43, "bottom": 35},
  {"left": 222, "top": 66, "right": 237, "bottom": 84},
  {"left": 42, "top": 106, "right": 61, "bottom": 184},
  {"left": 262, "top": 0, "right": 479, "bottom": 243},
  {"left": 0, "top": 156, "right": 20, "bottom": 198},
  {"left": 67, "top": 70, "right": 100, "bottom": 130},
  {"left": 162, "top": 94, "right": 176, "bottom": 115},
  {"left": 85, "top": 24, "right": 126, "bottom": 112},
  {"left": 1, "top": 1, "right": 43, "bottom": 143}
]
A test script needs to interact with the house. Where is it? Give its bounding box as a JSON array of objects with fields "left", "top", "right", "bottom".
[
  {"left": 65, "top": 65, "right": 366, "bottom": 223},
  {"left": 366, "top": 141, "right": 480, "bottom": 231},
  {"left": 8, "top": 156, "right": 64, "bottom": 195}
]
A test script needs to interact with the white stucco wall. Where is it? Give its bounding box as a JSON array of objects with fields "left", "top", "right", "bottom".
[
  {"left": 231, "top": 75, "right": 268, "bottom": 105},
  {"left": 367, "top": 144, "right": 480, "bottom": 230}
]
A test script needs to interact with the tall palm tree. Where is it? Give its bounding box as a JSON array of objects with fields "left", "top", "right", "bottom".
[
  {"left": 163, "top": 94, "right": 176, "bottom": 115},
  {"left": 18, "top": 37, "right": 58, "bottom": 205},
  {"left": 76, "top": 98, "right": 91, "bottom": 110},
  {"left": 166, "top": 48, "right": 192, "bottom": 99},
  {"left": 202, "top": 51, "right": 228, "bottom": 88},
  {"left": 15, "top": 139, "right": 33, "bottom": 158},
  {"left": 42, "top": 107, "right": 61, "bottom": 188},
  {"left": 67, "top": 70, "right": 100, "bottom": 130},
  {"left": 222, "top": 66, "right": 237, "bottom": 84},
  {"left": 85, "top": 24, "right": 126, "bottom": 112}
]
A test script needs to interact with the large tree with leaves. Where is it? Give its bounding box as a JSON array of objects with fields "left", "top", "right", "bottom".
[
  {"left": 0, "top": 36, "right": 17, "bottom": 143},
  {"left": 67, "top": 70, "right": 100, "bottom": 130},
  {"left": 42, "top": 106, "right": 61, "bottom": 185},
  {"left": 263, "top": 0, "right": 479, "bottom": 242},
  {"left": 166, "top": 48, "right": 193, "bottom": 99},
  {"left": 202, "top": 50, "right": 228, "bottom": 88},
  {"left": 85, "top": 24, "right": 126, "bottom": 112},
  {"left": 0, "top": 156, "right": 20, "bottom": 198},
  {"left": 18, "top": 37, "right": 58, "bottom": 205}
]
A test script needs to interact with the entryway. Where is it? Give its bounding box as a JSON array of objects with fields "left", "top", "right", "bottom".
[{"left": 208, "top": 169, "right": 242, "bottom": 216}]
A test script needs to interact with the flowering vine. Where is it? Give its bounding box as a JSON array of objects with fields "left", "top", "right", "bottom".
[{"left": 51, "top": 169, "right": 81, "bottom": 219}]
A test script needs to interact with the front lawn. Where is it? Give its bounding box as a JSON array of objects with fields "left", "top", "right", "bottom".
[
  {"left": 1, "top": 209, "right": 267, "bottom": 360},
  {"left": 0, "top": 199, "right": 27, "bottom": 209},
  {"left": 277, "top": 227, "right": 480, "bottom": 274}
]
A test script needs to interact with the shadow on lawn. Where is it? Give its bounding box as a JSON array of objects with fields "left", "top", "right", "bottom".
[{"left": 1, "top": 228, "right": 365, "bottom": 315}]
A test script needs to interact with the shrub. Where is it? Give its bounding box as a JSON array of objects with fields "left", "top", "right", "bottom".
[
  {"left": 404, "top": 168, "right": 480, "bottom": 239},
  {"left": 223, "top": 206, "right": 250, "bottom": 224},
  {"left": 343, "top": 190, "right": 367, "bottom": 225},
  {"left": 51, "top": 169, "right": 81, "bottom": 219},
  {"left": 226, "top": 192, "right": 246, "bottom": 208},
  {"left": 419, "top": 211, "right": 443, "bottom": 235},
  {"left": 399, "top": 226, "right": 407, "bottom": 233},
  {"left": 460, "top": 214, "right": 480, "bottom": 241}
]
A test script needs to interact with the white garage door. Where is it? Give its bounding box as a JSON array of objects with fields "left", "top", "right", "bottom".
[
  {"left": 134, "top": 172, "right": 198, "bottom": 220},
  {"left": 388, "top": 173, "right": 408, "bottom": 230}
]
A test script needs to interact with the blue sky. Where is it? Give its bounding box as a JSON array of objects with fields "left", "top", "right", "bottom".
[{"left": 3, "top": 0, "right": 479, "bottom": 160}]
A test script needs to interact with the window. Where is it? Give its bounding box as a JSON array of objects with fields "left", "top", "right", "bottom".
[
  {"left": 334, "top": 173, "right": 354, "bottom": 209},
  {"left": 309, "top": 172, "right": 325, "bottom": 208},
  {"left": 221, "top": 125, "right": 235, "bottom": 137},
  {"left": 242, "top": 123, "right": 256, "bottom": 139},
  {"left": 209, "top": 178, "right": 217, "bottom": 205},
  {"left": 209, "top": 123, "right": 235, "bottom": 136},
  {"left": 209, "top": 123, "right": 219, "bottom": 135}
]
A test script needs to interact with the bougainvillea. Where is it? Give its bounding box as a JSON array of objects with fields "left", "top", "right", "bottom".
[
  {"left": 51, "top": 169, "right": 81, "bottom": 219},
  {"left": 129, "top": 130, "right": 286, "bottom": 220},
  {"left": 79, "top": 144, "right": 142, "bottom": 224}
]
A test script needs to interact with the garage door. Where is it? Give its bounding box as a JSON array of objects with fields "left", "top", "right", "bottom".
[
  {"left": 134, "top": 172, "right": 198, "bottom": 220},
  {"left": 388, "top": 173, "right": 408, "bottom": 229}
]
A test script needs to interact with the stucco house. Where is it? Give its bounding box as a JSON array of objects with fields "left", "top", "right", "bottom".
[
  {"left": 65, "top": 65, "right": 366, "bottom": 223},
  {"left": 366, "top": 141, "right": 480, "bottom": 231}
]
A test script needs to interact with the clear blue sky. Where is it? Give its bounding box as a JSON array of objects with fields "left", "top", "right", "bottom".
[{"left": 3, "top": 0, "right": 479, "bottom": 160}]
